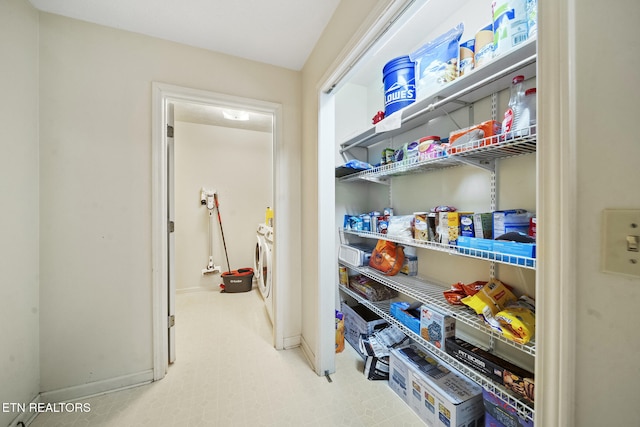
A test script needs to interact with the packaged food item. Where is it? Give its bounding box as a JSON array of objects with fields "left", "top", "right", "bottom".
[
  {"left": 474, "top": 23, "right": 494, "bottom": 68},
  {"left": 420, "top": 304, "right": 455, "bottom": 349},
  {"left": 417, "top": 136, "right": 442, "bottom": 160},
  {"left": 461, "top": 278, "right": 517, "bottom": 330},
  {"left": 335, "top": 310, "right": 345, "bottom": 353},
  {"left": 448, "top": 120, "right": 501, "bottom": 153},
  {"left": 493, "top": 0, "right": 528, "bottom": 57},
  {"left": 443, "top": 280, "right": 487, "bottom": 305},
  {"left": 409, "top": 23, "right": 464, "bottom": 100},
  {"left": 400, "top": 254, "right": 418, "bottom": 276},
  {"left": 338, "top": 266, "right": 348, "bottom": 286},
  {"left": 459, "top": 39, "right": 475, "bottom": 76},
  {"left": 387, "top": 215, "right": 414, "bottom": 239},
  {"left": 413, "top": 212, "right": 429, "bottom": 241},
  {"left": 369, "top": 239, "right": 405, "bottom": 276},
  {"left": 348, "top": 274, "right": 399, "bottom": 301},
  {"left": 495, "top": 295, "right": 536, "bottom": 344}
]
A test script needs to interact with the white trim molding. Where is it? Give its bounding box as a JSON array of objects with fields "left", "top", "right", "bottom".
[
  {"left": 536, "top": 0, "right": 577, "bottom": 425},
  {"left": 151, "top": 82, "right": 287, "bottom": 379}
]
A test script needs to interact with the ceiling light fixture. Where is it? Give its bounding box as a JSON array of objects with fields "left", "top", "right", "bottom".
[{"left": 222, "top": 110, "right": 250, "bottom": 121}]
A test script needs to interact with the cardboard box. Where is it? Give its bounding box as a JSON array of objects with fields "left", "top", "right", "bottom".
[
  {"left": 408, "top": 368, "right": 438, "bottom": 425},
  {"left": 483, "top": 389, "right": 534, "bottom": 427},
  {"left": 435, "top": 211, "right": 472, "bottom": 245},
  {"left": 460, "top": 213, "right": 475, "bottom": 237},
  {"left": 400, "top": 254, "right": 418, "bottom": 276},
  {"left": 457, "top": 236, "right": 494, "bottom": 259},
  {"left": 473, "top": 213, "right": 493, "bottom": 239},
  {"left": 420, "top": 304, "right": 456, "bottom": 350},
  {"left": 388, "top": 349, "right": 411, "bottom": 403},
  {"left": 393, "top": 346, "right": 485, "bottom": 427},
  {"left": 390, "top": 302, "right": 421, "bottom": 334},
  {"left": 340, "top": 301, "right": 387, "bottom": 357},
  {"left": 492, "top": 241, "right": 536, "bottom": 267},
  {"left": 445, "top": 337, "right": 535, "bottom": 403},
  {"left": 492, "top": 210, "right": 533, "bottom": 239}
]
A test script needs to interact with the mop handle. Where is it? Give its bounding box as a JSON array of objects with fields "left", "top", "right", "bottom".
[{"left": 213, "top": 193, "right": 231, "bottom": 273}]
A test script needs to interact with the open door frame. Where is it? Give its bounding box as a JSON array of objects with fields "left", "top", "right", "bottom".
[{"left": 151, "top": 83, "right": 285, "bottom": 380}]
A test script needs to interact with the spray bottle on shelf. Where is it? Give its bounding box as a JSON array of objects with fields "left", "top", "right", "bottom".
[
  {"left": 265, "top": 207, "right": 274, "bottom": 227},
  {"left": 502, "top": 75, "right": 525, "bottom": 138}
]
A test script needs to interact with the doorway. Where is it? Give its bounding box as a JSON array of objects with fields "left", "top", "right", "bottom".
[{"left": 151, "top": 83, "right": 292, "bottom": 380}]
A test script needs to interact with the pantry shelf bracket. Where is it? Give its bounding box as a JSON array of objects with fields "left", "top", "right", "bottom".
[{"left": 454, "top": 157, "right": 495, "bottom": 172}]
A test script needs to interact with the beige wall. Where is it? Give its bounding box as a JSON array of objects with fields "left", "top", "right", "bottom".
[
  {"left": 38, "top": 12, "right": 301, "bottom": 396},
  {"left": 572, "top": 0, "right": 640, "bottom": 424},
  {"left": 174, "top": 121, "right": 272, "bottom": 292},
  {"left": 0, "top": 0, "right": 40, "bottom": 425}
]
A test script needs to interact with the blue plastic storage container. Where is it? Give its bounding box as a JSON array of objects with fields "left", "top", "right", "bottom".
[{"left": 382, "top": 56, "right": 416, "bottom": 117}]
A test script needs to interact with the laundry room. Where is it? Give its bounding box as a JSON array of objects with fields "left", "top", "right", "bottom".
[{"left": 171, "top": 102, "right": 273, "bottom": 294}]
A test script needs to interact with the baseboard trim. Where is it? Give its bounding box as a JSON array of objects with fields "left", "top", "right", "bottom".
[
  {"left": 39, "top": 370, "right": 154, "bottom": 404},
  {"left": 7, "top": 394, "right": 40, "bottom": 427},
  {"left": 283, "top": 335, "right": 301, "bottom": 350},
  {"left": 299, "top": 335, "right": 318, "bottom": 374}
]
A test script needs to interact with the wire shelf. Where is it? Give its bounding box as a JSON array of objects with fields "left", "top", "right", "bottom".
[
  {"left": 338, "top": 283, "right": 535, "bottom": 423},
  {"left": 341, "top": 229, "right": 536, "bottom": 270},
  {"left": 337, "top": 128, "right": 536, "bottom": 183}
]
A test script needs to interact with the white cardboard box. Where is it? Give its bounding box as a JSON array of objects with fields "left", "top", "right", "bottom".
[
  {"left": 420, "top": 304, "right": 456, "bottom": 351},
  {"left": 392, "top": 345, "right": 485, "bottom": 427},
  {"left": 388, "top": 349, "right": 411, "bottom": 403}
]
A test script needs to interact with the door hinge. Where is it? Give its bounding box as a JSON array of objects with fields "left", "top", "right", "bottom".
[
  {"left": 168, "top": 221, "right": 175, "bottom": 233},
  {"left": 167, "top": 124, "right": 174, "bottom": 138},
  {"left": 168, "top": 315, "right": 175, "bottom": 328}
]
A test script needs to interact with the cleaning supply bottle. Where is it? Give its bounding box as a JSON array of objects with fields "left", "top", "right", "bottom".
[
  {"left": 265, "top": 207, "right": 274, "bottom": 227},
  {"left": 502, "top": 75, "right": 525, "bottom": 137}
]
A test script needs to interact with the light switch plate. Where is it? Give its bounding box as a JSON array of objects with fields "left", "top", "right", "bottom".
[{"left": 602, "top": 209, "right": 640, "bottom": 278}]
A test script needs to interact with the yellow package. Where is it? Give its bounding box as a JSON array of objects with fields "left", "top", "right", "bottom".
[
  {"left": 335, "top": 311, "right": 345, "bottom": 353},
  {"left": 461, "top": 278, "right": 517, "bottom": 331},
  {"left": 495, "top": 296, "right": 536, "bottom": 344}
]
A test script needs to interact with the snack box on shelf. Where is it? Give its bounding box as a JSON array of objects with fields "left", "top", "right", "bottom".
[
  {"left": 420, "top": 304, "right": 456, "bottom": 350},
  {"left": 460, "top": 213, "right": 475, "bottom": 237},
  {"left": 436, "top": 211, "right": 473, "bottom": 245},
  {"left": 340, "top": 301, "right": 387, "bottom": 358},
  {"left": 391, "top": 345, "right": 485, "bottom": 427},
  {"left": 483, "top": 389, "right": 534, "bottom": 427},
  {"left": 492, "top": 240, "right": 536, "bottom": 266},
  {"left": 474, "top": 213, "right": 493, "bottom": 239},
  {"left": 457, "top": 236, "right": 494, "bottom": 258},
  {"left": 390, "top": 302, "right": 421, "bottom": 335},
  {"left": 493, "top": 210, "right": 533, "bottom": 239},
  {"left": 445, "top": 337, "right": 535, "bottom": 404},
  {"left": 400, "top": 254, "right": 418, "bottom": 276}
]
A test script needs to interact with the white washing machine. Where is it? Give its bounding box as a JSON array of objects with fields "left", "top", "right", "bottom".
[
  {"left": 254, "top": 224, "right": 267, "bottom": 285},
  {"left": 255, "top": 223, "right": 274, "bottom": 324}
]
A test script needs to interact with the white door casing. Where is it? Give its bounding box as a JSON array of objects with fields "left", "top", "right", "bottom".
[
  {"left": 151, "top": 83, "right": 286, "bottom": 380},
  {"left": 166, "top": 102, "right": 176, "bottom": 364}
]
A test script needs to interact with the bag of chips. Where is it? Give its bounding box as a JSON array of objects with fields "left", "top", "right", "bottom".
[{"left": 461, "top": 278, "right": 517, "bottom": 331}]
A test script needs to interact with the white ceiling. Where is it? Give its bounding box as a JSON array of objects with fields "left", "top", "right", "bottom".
[{"left": 28, "top": 0, "right": 341, "bottom": 71}]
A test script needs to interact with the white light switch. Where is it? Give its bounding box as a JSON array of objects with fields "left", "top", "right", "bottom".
[{"left": 602, "top": 209, "right": 640, "bottom": 278}]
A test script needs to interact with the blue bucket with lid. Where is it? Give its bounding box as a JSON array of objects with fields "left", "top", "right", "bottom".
[{"left": 383, "top": 56, "right": 416, "bottom": 117}]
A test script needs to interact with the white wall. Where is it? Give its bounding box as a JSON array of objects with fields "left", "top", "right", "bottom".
[
  {"left": 571, "top": 0, "right": 640, "bottom": 424},
  {"left": 0, "top": 0, "right": 40, "bottom": 425},
  {"left": 174, "top": 121, "right": 272, "bottom": 292},
  {"left": 37, "top": 12, "right": 301, "bottom": 398}
]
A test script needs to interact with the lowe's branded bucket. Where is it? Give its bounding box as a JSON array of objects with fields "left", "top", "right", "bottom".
[{"left": 383, "top": 56, "right": 416, "bottom": 117}]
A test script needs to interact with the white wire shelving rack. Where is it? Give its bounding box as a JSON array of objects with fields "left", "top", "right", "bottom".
[{"left": 338, "top": 277, "right": 535, "bottom": 423}]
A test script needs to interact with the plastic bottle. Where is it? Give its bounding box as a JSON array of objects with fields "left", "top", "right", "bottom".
[
  {"left": 265, "top": 207, "right": 274, "bottom": 227},
  {"left": 502, "top": 75, "right": 525, "bottom": 137},
  {"left": 520, "top": 88, "right": 537, "bottom": 135}
]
